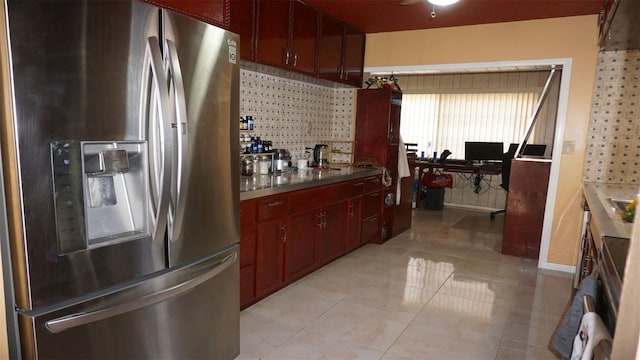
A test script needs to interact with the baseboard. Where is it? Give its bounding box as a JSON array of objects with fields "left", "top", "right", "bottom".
[{"left": 538, "top": 261, "right": 575, "bottom": 274}]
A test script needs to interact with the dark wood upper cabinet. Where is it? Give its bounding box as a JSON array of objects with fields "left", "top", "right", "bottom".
[
  {"left": 342, "top": 26, "right": 365, "bottom": 87},
  {"left": 146, "top": 0, "right": 229, "bottom": 28},
  {"left": 318, "top": 15, "right": 366, "bottom": 87},
  {"left": 229, "top": 0, "right": 256, "bottom": 61},
  {"left": 255, "top": 0, "right": 291, "bottom": 68},
  {"left": 255, "top": 0, "right": 317, "bottom": 75},
  {"left": 318, "top": 15, "right": 344, "bottom": 83},
  {"left": 290, "top": 0, "right": 317, "bottom": 74}
]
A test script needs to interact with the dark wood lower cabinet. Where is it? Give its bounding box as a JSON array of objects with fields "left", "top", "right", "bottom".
[
  {"left": 240, "top": 265, "right": 255, "bottom": 306},
  {"left": 255, "top": 218, "right": 285, "bottom": 297},
  {"left": 502, "top": 159, "right": 551, "bottom": 259},
  {"left": 346, "top": 196, "right": 363, "bottom": 252},
  {"left": 316, "top": 201, "right": 347, "bottom": 266},
  {"left": 241, "top": 175, "right": 382, "bottom": 308},
  {"left": 285, "top": 209, "right": 317, "bottom": 282}
]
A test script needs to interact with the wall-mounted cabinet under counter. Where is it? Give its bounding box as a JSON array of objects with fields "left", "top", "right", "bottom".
[
  {"left": 239, "top": 169, "right": 382, "bottom": 308},
  {"left": 579, "top": 181, "right": 637, "bottom": 335}
]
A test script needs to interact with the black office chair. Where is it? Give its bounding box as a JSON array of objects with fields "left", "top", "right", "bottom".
[{"left": 490, "top": 149, "right": 515, "bottom": 219}]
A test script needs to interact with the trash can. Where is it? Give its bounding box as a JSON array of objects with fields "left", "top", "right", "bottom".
[
  {"left": 420, "top": 171, "right": 451, "bottom": 210},
  {"left": 421, "top": 186, "right": 445, "bottom": 210}
]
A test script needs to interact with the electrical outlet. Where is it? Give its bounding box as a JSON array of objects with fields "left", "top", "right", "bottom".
[{"left": 562, "top": 140, "right": 575, "bottom": 155}]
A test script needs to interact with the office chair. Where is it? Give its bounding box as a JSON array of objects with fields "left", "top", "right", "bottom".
[{"left": 490, "top": 149, "right": 515, "bottom": 219}]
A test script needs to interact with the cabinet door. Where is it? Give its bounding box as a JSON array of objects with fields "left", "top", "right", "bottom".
[
  {"left": 346, "top": 197, "right": 362, "bottom": 251},
  {"left": 285, "top": 208, "right": 318, "bottom": 282},
  {"left": 240, "top": 265, "right": 255, "bottom": 308},
  {"left": 361, "top": 214, "right": 380, "bottom": 244},
  {"left": 229, "top": 0, "right": 256, "bottom": 61},
  {"left": 343, "top": 27, "right": 365, "bottom": 87},
  {"left": 317, "top": 201, "right": 347, "bottom": 265},
  {"left": 289, "top": 0, "right": 317, "bottom": 74},
  {"left": 317, "top": 15, "right": 343, "bottom": 82},
  {"left": 255, "top": 0, "right": 290, "bottom": 68},
  {"left": 388, "top": 94, "right": 402, "bottom": 145},
  {"left": 150, "top": 0, "right": 229, "bottom": 28},
  {"left": 256, "top": 218, "right": 285, "bottom": 297}
]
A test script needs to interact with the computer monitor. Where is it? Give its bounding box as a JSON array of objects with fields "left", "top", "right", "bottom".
[
  {"left": 508, "top": 143, "right": 547, "bottom": 157},
  {"left": 464, "top": 142, "right": 504, "bottom": 161}
]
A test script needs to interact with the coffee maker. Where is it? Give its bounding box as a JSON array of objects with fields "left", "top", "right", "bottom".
[{"left": 312, "top": 144, "right": 329, "bottom": 168}]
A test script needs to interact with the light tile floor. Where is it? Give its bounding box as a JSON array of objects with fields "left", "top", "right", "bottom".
[{"left": 238, "top": 207, "right": 573, "bottom": 359}]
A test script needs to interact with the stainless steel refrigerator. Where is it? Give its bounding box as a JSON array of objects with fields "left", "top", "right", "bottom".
[{"left": 0, "top": 0, "right": 240, "bottom": 358}]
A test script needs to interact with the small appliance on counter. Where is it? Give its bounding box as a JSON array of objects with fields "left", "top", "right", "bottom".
[
  {"left": 272, "top": 149, "right": 291, "bottom": 172},
  {"left": 312, "top": 144, "right": 329, "bottom": 169}
]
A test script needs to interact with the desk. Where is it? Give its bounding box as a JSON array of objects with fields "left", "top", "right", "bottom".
[
  {"left": 414, "top": 161, "right": 502, "bottom": 176},
  {"left": 412, "top": 160, "right": 502, "bottom": 209}
]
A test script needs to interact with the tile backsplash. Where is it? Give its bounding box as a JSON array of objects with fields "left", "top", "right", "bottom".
[
  {"left": 583, "top": 49, "right": 640, "bottom": 184},
  {"left": 240, "top": 64, "right": 356, "bottom": 162}
]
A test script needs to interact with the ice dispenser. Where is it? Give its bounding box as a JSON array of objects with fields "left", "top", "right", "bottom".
[{"left": 51, "top": 141, "right": 150, "bottom": 254}]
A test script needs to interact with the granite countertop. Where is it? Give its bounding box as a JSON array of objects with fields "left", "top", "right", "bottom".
[
  {"left": 582, "top": 182, "right": 638, "bottom": 240},
  {"left": 240, "top": 167, "right": 383, "bottom": 201}
]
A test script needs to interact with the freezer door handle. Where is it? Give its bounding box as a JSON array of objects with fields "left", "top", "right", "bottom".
[
  {"left": 44, "top": 251, "right": 237, "bottom": 333},
  {"left": 145, "top": 36, "right": 173, "bottom": 245},
  {"left": 165, "top": 39, "right": 189, "bottom": 244}
]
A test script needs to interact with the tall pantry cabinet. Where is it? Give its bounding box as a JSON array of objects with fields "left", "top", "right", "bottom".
[{"left": 355, "top": 88, "right": 411, "bottom": 242}]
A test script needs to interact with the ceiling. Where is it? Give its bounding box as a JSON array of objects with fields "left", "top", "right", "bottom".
[{"left": 303, "top": 0, "right": 603, "bottom": 34}]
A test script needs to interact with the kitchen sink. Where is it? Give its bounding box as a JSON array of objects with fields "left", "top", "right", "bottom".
[{"left": 609, "top": 198, "right": 633, "bottom": 213}]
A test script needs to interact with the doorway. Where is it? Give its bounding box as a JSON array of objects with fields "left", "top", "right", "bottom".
[{"left": 365, "top": 58, "right": 573, "bottom": 272}]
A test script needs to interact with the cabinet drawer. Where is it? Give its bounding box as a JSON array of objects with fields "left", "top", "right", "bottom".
[
  {"left": 240, "top": 199, "right": 256, "bottom": 227},
  {"left": 288, "top": 182, "right": 349, "bottom": 214},
  {"left": 257, "top": 195, "right": 288, "bottom": 222},
  {"left": 364, "top": 176, "right": 383, "bottom": 193},
  {"left": 350, "top": 179, "right": 366, "bottom": 196},
  {"left": 362, "top": 190, "right": 382, "bottom": 218}
]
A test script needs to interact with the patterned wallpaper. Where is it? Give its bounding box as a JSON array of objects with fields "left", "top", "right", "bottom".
[
  {"left": 583, "top": 49, "right": 640, "bottom": 184},
  {"left": 239, "top": 63, "right": 356, "bottom": 162}
]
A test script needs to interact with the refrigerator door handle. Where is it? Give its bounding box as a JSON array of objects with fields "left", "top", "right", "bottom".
[
  {"left": 164, "top": 39, "right": 189, "bottom": 243},
  {"left": 43, "top": 251, "right": 237, "bottom": 333},
  {"left": 145, "top": 36, "right": 173, "bottom": 245}
]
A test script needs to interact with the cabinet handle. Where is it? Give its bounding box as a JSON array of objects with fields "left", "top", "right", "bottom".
[
  {"left": 317, "top": 213, "right": 323, "bottom": 229},
  {"left": 344, "top": 70, "right": 349, "bottom": 80},
  {"left": 283, "top": 48, "right": 290, "bottom": 65},
  {"left": 369, "top": 192, "right": 380, "bottom": 197},
  {"left": 281, "top": 224, "right": 287, "bottom": 243},
  {"left": 367, "top": 216, "right": 377, "bottom": 223},
  {"left": 267, "top": 200, "right": 284, "bottom": 207},
  {"left": 293, "top": 53, "right": 297, "bottom": 67},
  {"left": 354, "top": 182, "right": 364, "bottom": 187}
]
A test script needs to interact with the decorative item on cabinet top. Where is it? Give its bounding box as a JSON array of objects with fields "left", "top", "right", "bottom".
[{"left": 324, "top": 140, "right": 354, "bottom": 168}]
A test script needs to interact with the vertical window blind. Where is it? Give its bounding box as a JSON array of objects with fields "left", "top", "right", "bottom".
[{"left": 400, "top": 92, "right": 540, "bottom": 159}]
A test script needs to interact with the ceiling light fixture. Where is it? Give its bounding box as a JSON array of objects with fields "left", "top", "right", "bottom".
[{"left": 428, "top": 0, "right": 459, "bottom": 6}]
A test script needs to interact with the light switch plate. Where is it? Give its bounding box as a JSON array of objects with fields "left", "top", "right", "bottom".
[{"left": 563, "top": 140, "right": 575, "bottom": 154}]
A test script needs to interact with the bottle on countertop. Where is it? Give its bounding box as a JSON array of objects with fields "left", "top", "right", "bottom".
[
  {"left": 250, "top": 137, "right": 257, "bottom": 153},
  {"left": 256, "top": 137, "right": 263, "bottom": 153},
  {"left": 247, "top": 116, "right": 254, "bottom": 130}
]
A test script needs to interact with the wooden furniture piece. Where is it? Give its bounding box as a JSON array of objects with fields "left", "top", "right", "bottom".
[
  {"left": 501, "top": 159, "right": 551, "bottom": 258},
  {"left": 255, "top": 194, "right": 288, "bottom": 297},
  {"left": 155, "top": 0, "right": 366, "bottom": 86},
  {"left": 240, "top": 175, "right": 381, "bottom": 308},
  {"left": 355, "top": 88, "right": 410, "bottom": 240},
  {"left": 317, "top": 14, "right": 365, "bottom": 87},
  {"left": 239, "top": 199, "right": 257, "bottom": 306}
]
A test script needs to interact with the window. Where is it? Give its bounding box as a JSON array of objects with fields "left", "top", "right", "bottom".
[{"left": 400, "top": 92, "right": 540, "bottom": 160}]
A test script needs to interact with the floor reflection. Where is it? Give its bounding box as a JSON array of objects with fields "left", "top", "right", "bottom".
[{"left": 239, "top": 207, "right": 573, "bottom": 360}]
